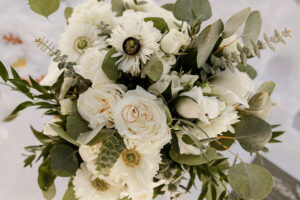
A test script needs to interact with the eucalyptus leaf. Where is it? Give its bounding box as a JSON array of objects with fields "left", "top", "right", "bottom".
[
  {"left": 38, "top": 157, "right": 56, "bottom": 191},
  {"left": 246, "top": 92, "right": 273, "bottom": 120},
  {"left": 64, "top": 7, "right": 73, "bottom": 24},
  {"left": 210, "top": 132, "right": 235, "bottom": 151},
  {"left": 102, "top": 48, "right": 122, "bottom": 81},
  {"left": 162, "top": 3, "right": 174, "bottom": 12},
  {"left": 236, "top": 64, "right": 257, "bottom": 79},
  {"left": 49, "top": 124, "right": 79, "bottom": 146},
  {"left": 144, "top": 17, "right": 169, "bottom": 33},
  {"left": 143, "top": 54, "right": 163, "bottom": 81},
  {"left": 50, "top": 144, "right": 78, "bottom": 177},
  {"left": 66, "top": 112, "right": 91, "bottom": 140},
  {"left": 242, "top": 11, "right": 262, "bottom": 47},
  {"left": 42, "top": 183, "right": 56, "bottom": 200},
  {"left": 257, "top": 81, "right": 276, "bottom": 96},
  {"left": 87, "top": 128, "right": 116, "bottom": 146},
  {"left": 228, "top": 162, "right": 273, "bottom": 200},
  {"left": 62, "top": 185, "right": 77, "bottom": 200},
  {"left": 112, "top": 0, "right": 125, "bottom": 16},
  {"left": 223, "top": 7, "right": 251, "bottom": 38},
  {"left": 169, "top": 146, "right": 216, "bottom": 165},
  {"left": 236, "top": 115, "right": 272, "bottom": 152},
  {"left": 28, "top": 0, "right": 60, "bottom": 18},
  {"left": 77, "top": 123, "right": 105, "bottom": 145},
  {"left": 0, "top": 60, "right": 8, "bottom": 82},
  {"left": 196, "top": 20, "right": 224, "bottom": 68},
  {"left": 173, "top": 0, "right": 212, "bottom": 25}
]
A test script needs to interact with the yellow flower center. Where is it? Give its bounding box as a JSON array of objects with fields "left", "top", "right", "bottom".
[
  {"left": 74, "top": 36, "right": 90, "bottom": 54},
  {"left": 90, "top": 178, "right": 110, "bottom": 191},
  {"left": 121, "top": 149, "right": 141, "bottom": 167}
]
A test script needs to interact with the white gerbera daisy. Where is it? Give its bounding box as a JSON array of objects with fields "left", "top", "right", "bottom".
[
  {"left": 109, "top": 148, "right": 161, "bottom": 200},
  {"left": 69, "top": 0, "right": 116, "bottom": 28},
  {"left": 73, "top": 164, "right": 122, "bottom": 200},
  {"left": 58, "top": 23, "right": 107, "bottom": 62},
  {"left": 107, "top": 19, "right": 162, "bottom": 76}
]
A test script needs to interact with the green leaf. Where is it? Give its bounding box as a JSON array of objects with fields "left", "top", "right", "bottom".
[
  {"left": 11, "top": 67, "right": 21, "bottom": 79},
  {"left": 144, "top": 17, "right": 169, "bottom": 33},
  {"left": 87, "top": 128, "right": 116, "bottom": 146},
  {"left": 50, "top": 144, "right": 78, "bottom": 177},
  {"left": 246, "top": 92, "right": 273, "bottom": 120},
  {"left": 64, "top": 7, "right": 73, "bottom": 24},
  {"left": 8, "top": 79, "right": 30, "bottom": 93},
  {"left": 161, "top": 81, "right": 172, "bottom": 101},
  {"left": 3, "top": 113, "right": 18, "bottom": 122},
  {"left": 31, "top": 126, "right": 52, "bottom": 144},
  {"left": 173, "top": 0, "right": 212, "bottom": 25},
  {"left": 143, "top": 54, "right": 163, "bottom": 81},
  {"left": 162, "top": 3, "right": 174, "bottom": 12},
  {"left": 236, "top": 115, "right": 272, "bottom": 152},
  {"left": 0, "top": 60, "right": 9, "bottom": 82},
  {"left": 242, "top": 11, "right": 262, "bottom": 47},
  {"left": 257, "top": 81, "right": 276, "bottom": 96},
  {"left": 223, "top": 7, "right": 251, "bottom": 38},
  {"left": 77, "top": 123, "right": 106, "bottom": 145},
  {"left": 196, "top": 20, "right": 224, "bottom": 68},
  {"left": 38, "top": 157, "right": 56, "bottom": 191},
  {"left": 28, "top": 0, "right": 60, "bottom": 18},
  {"left": 62, "top": 184, "right": 77, "bottom": 200},
  {"left": 8, "top": 101, "right": 34, "bottom": 117},
  {"left": 24, "top": 154, "right": 36, "bottom": 167},
  {"left": 228, "top": 162, "right": 273, "bottom": 200},
  {"left": 210, "top": 132, "right": 235, "bottom": 151},
  {"left": 112, "top": 0, "right": 125, "bottom": 16},
  {"left": 169, "top": 146, "right": 216, "bottom": 165},
  {"left": 49, "top": 124, "right": 79, "bottom": 146},
  {"left": 29, "top": 76, "right": 48, "bottom": 93},
  {"left": 102, "top": 48, "right": 122, "bottom": 81},
  {"left": 96, "top": 134, "right": 126, "bottom": 176},
  {"left": 66, "top": 112, "right": 91, "bottom": 140},
  {"left": 236, "top": 64, "right": 257, "bottom": 79},
  {"left": 42, "top": 183, "right": 56, "bottom": 200}
]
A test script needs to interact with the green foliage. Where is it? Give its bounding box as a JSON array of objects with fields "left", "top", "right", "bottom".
[
  {"left": 173, "top": 0, "right": 212, "bottom": 26},
  {"left": 38, "top": 157, "right": 56, "bottom": 191},
  {"left": 28, "top": 0, "right": 60, "bottom": 18},
  {"left": 228, "top": 162, "right": 273, "bottom": 200},
  {"left": 6, "top": 101, "right": 34, "bottom": 119},
  {"left": 236, "top": 115, "right": 272, "bottom": 152},
  {"left": 49, "top": 124, "right": 79, "bottom": 146},
  {"left": 143, "top": 53, "right": 163, "bottom": 81},
  {"left": 50, "top": 144, "right": 79, "bottom": 177},
  {"left": 242, "top": 11, "right": 262, "bottom": 47},
  {"left": 24, "top": 154, "right": 36, "bottom": 167},
  {"left": 0, "top": 60, "right": 8, "bottom": 82},
  {"left": 196, "top": 19, "right": 224, "bottom": 68},
  {"left": 161, "top": 3, "right": 174, "bottom": 12},
  {"left": 210, "top": 132, "right": 235, "bottom": 151},
  {"left": 77, "top": 124, "right": 108, "bottom": 145},
  {"left": 112, "top": 0, "right": 125, "bottom": 16},
  {"left": 144, "top": 17, "right": 169, "bottom": 33},
  {"left": 87, "top": 128, "right": 116, "bottom": 146},
  {"left": 31, "top": 126, "right": 52, "bottom": 144},
  {"left": 62, "top": 183, "right": 77, "bottom": 200},
  {"left": 64, "top": 7, "right": 73, "bottom": 24},
  {"left": 236, "top": 64, "right": 257, "bottom": 79},
  {"left": 66, "top": 111, "right": 91, "bottom": 140},
  {"left": 42, "top": 183, "right": 56, "bottom": 200},
  {"left": 223, "top": 7, "right": 251, "bottom": 38},
  {"left": 96, "top": 134, "right": 126, "bottom": 176},
  {"left": 257, "top": 81, "right": 276, "bottom": 96},
  {"left": 102, "top": 48, "right": 122, "bottom": 81}
]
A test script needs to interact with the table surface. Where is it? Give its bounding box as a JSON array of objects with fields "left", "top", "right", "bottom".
[{"left": 0, "top": 0, "right": 299, "bottom": 199}]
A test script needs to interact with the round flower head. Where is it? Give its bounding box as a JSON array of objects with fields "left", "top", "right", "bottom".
[
  {"left": 107, "top": 19, "right": 162, "bottom": 76},
  {"left": 73, "top": 164, "right": 122, "bottom": 200},
  {"left": 77, "top": 84, "right": 125, "bottom": 129},
  {"left": 114, "top": 86, "right": 171, "bottom": 150},
  {"left": 58, "top": 23, "right": 107, "bottom": 62}
]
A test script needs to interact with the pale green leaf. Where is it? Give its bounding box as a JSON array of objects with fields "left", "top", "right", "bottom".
[
  {"left": 64, "top": 7, "right": 73, "bottom": 24},
  {"left": 173, "top": 0, "right": 212, "bottom": 25},
  {"left": 242, "top": 11, "right": 262, "bottom": 47},
  {"left": 49, "top": 124, "right": 79, "bottom": 146},
  {"left": 236, "top": 64, "right": 257, "bottom": 79},
  {"left": 112, "top": 0, "right": 125, "bottom": 16},
  {"left": 77, "top": 123, "right": 105, "bottom": 145},
  {"left": 62, "top": 185, "right": 77, "bottom": 200},
  {"left": 228, "top": 162, "right": 273, "bottom": 200},
  {"left": 144, "top": 17, "right": 169, "bottom": 33},
  {"left": 143, "top": 54, "right": 163, "bottom": 81},
  {"left": 28, "top": 0, "right": 60, "bottom": 18},
  {"left": 196, "top": 19, "right": 224, "bottom": 68},
  {"left": 42, "top": 184, "right": 56, "bottom": 200},
  {"left": 102, "top": 48, "right": 122, "bottom": 81},
  {"left": 162, "top": 3, "right": 174, "bottom": 12},
  {"left": 66, "top": 112, "right": 91, "bottom": 140},
  {"left": 223, "top": 7, "right": 251, "bottom": 38},
  {"left": 257, "top": 81, "right": 276, "bottom": 96}
]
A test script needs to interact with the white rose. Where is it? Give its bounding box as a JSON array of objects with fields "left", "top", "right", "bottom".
[
  {"left": 79, "top": 143, "right": 102, "bottom": 162},
  {"left": 114, "top": 86, "right": 171, "bottom": 150},
  {"left": 40, "top": 62, "right": 63, "bottom": 86},
  {"left": 212, "top": 69, "right": 255, "bottom": 108},
  {"left": 161, "top": 29, "right": 190, "bottom": 54},
  {"left": 74, "top": 48, "right": 112, "bottom": 85},
  {"left": 43, "top": 119, "right": 61, "bottom": 137},
  {"left": 59, "top": 99, "right": 73, "bottom": 115},
  {"left": 77, "top": 84, "right": 125, "bottom": 129},
  {"left": 176, "top": 87, "right": 225, "bottom": 124}
]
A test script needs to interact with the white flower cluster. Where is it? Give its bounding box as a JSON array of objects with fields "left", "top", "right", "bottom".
[{"left": 39, "top": 0, "right": 258, "bottom": 199}]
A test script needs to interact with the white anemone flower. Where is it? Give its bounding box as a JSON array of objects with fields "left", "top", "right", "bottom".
[
  {"left": 107, "top": 19, "right": 162, "bottom": 76},
  {"left": 73, "top": 164, "right": 122, "bottom": 200},
  {"left": 58, "top": 23, "right": 107, "bottom": 62}
]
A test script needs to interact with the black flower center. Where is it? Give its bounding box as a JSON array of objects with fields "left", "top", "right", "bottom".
[{"left": 122, "top": 37, "right": 141, "bottom": 56}]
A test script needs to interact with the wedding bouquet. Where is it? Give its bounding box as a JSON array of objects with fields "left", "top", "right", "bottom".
[{"left": 0, "top": 0, "right": 290, "bottom": 199}]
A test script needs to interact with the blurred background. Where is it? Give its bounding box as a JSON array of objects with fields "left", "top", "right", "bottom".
[{"left": 0, "top": 0, "right": 299, "bottom": 199}]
